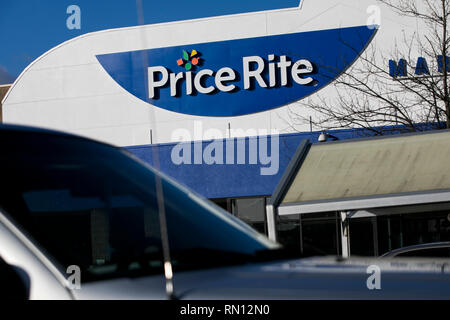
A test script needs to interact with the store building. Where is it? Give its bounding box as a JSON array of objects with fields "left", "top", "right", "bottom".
[
  {"left": 268, "top": 130, "right": 450, "bottom": 257},
  {"left": 2, "top": 1, "right": 446, "bottom": 257},
  {"left": 126, "top": 128, "right": 376, "bottom": 235},
  {"left": 1, "top": 0, "right": 410, "bottom": 146},
  {"left": 0, "top": 84, "right": 11, "bottom": 123}
]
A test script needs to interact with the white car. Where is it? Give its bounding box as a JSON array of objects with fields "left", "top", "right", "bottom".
[{"left": 0, "top": 124, "right": 449, "bottom": 300}]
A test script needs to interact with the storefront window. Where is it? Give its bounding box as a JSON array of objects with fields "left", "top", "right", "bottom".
[
  {"left": 276, "top": 212, "right": 340, "bottom": 257},
  {"left": 377, "top": 215, "right": 403, "bottom": 255},
  {"left": 276, "top": 214, "right": 301, "bottom": 256},
  {"left": 210, "top": 198, "right": 231, "bottom": 212},
  {"left": 301, "top": 213, "right": 340, "bottom": 257},
  {"left": 402, "top": 213, "right": 450, "bottom": 245},
  {"left": 353, "top": 211, "right": 450, "bottom": 256},
  {"left": 349, "top": 218, "right": 376, "bottom": 256},
  {"left": 232, "top": 197, "right": 267, "bottom": 235},
  {"left": 210, "top": 197, "right": 269, "bottom": 235}
]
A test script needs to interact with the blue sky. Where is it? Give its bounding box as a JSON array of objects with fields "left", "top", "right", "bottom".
[{"left": 0, "top": 0, "right": 300, "bottom": 84}]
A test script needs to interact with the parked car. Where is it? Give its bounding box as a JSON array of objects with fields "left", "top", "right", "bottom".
[
  {"left": 1, "top": 123, "right": 450, "bottom": 300},
  {"left": 381, "top": 242, "right": 450, "bottom": 258}
]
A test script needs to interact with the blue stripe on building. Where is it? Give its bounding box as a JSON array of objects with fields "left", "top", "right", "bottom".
[{"left": 126, "top": 128, "right": 384, "bottom": 199}]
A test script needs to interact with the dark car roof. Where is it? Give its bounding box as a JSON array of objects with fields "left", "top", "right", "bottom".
[
  {"left": 0, "top": 123, "right": 114, "bottom": 147},
  {"left": 0, "top": 123, "right": 74, "bottom": 136}
]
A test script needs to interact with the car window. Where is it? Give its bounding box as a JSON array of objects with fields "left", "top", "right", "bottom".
[{"left": 0, "top": 130, "right": 277, "bottom": 282}]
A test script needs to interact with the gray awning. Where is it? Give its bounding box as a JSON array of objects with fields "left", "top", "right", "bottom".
[{"left": 271, "top": 130, "right": 450, "bottom": 215}]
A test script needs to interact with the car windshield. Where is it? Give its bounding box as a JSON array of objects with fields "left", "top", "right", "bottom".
[{"left": 0, "top": 129, "right": 278, "bottom": 282}]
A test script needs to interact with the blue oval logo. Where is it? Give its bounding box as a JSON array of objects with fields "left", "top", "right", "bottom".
[{"left": 97, "top": 25, "right": 376, "bottom": 117}]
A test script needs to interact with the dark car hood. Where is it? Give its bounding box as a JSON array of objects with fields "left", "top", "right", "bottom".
[{"left": 73, "top": 256, "right": 450, "bottom": 300}]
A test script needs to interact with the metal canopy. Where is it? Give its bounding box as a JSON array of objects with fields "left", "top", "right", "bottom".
[{"left": 272, "top": 130, "right": 450, "bottom": 216}]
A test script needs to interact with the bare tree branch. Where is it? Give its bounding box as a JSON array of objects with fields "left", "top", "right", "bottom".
[{"left": 285, "top": 0, "right": 450, "bottom": 135}]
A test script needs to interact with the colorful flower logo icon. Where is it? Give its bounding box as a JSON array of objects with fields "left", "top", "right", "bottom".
[{"left": 177, "top": 50, "right": 201, "bottom": 71}]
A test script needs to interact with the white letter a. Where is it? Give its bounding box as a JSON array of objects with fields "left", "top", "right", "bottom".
[{"left": 66, "top": 5, "right": 81, "bottom": 30}]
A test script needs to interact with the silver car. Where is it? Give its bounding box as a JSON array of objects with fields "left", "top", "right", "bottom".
[
  {"left": 1, "top": 124, "right": 450, "bottom": 300},
  {"left": 381, "top": 242, "right": 450, "bottom": 258}
]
